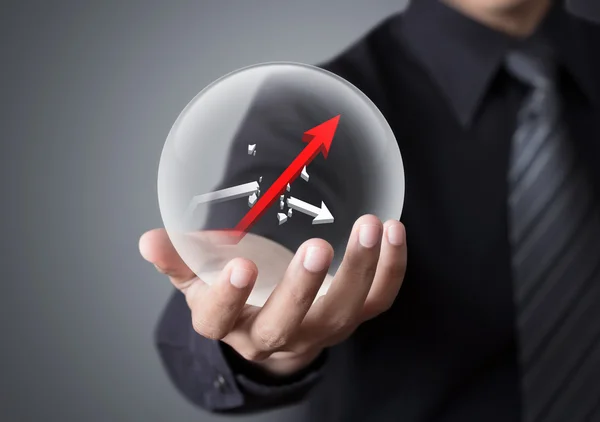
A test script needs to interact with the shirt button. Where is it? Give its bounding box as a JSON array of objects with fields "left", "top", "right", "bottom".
[{"left": 213, "top": 374, "right": 226, "bottom": 391}]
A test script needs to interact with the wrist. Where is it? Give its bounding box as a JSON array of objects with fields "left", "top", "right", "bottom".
[
  {"left": 254, "top": 348, "right": 323, "bottom": 377},
  {"left": 220, "top": 342, "right": 326, "bottom": 386}
]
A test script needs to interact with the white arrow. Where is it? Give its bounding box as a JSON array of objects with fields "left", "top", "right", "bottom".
[
  {"left": 286, "top": 196, "right": 334, "bottom": 225},
  {"left": 185, "top": 181, "right": 259, "bottom": 220}
]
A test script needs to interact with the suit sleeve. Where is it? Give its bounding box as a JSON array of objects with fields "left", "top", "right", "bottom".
[
  {"left": 155, "top": 290, "right": 328, "bottom": 413},
  {"left": 154, "top": 71, "right": 366, "bottom": 413}
]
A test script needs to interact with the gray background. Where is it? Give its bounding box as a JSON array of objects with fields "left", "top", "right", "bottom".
[
  {"left": 0, "top": 1, "right": 406, "bottom": 422},
  {"left": 2, "top": 1, "right": 597, "bottom": 422}
]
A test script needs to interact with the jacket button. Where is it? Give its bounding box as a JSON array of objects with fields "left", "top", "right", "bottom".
[{"left": 213, "top": 374, "right": 226, "bottom": 391}]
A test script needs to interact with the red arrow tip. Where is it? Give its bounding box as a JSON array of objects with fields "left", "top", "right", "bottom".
[{"left": 301, "top": 114, "right": 340, "bottom": 158}]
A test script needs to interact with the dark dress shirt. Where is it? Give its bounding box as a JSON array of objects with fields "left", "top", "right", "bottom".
[{"left": 154, "top": 1, "right": 600, "bottom": 421}]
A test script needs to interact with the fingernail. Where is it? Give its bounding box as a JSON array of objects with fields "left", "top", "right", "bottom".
[
  {"left": 154, "top": 264, "right": 166, "bottom": 274},
  {"left": 303, "top": 246, "right": 330, "bottom": 273},
  {"left": 230, "top": 267, "right": 254, "bottom": 289},
  {"left": 387, "top": 224, "right": 404, "bottom": 246},
  {"left": 359, "top": 224, "right": 381, "bottom": 248}
]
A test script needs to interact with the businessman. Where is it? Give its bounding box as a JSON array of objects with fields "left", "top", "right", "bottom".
[{"left": 139, "top": 0, "right": 600, "bottom": 420}]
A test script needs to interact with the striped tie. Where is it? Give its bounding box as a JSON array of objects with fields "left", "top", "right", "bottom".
[{"left": 507, "top": 49, "right": 600, "bottom": 422}]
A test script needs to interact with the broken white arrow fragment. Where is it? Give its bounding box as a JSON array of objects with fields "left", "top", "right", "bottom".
[
  {"left": 185, "top": 181, "right": 260, "bottom": 221},
  {"left": 248, "top": 192, "right": 257, "bottom": 207},
  {"left": 301, "top": 166, "right": 309, "bottom": 182},
  {"left": 248, "top": 144, "right": 256, "bottom": 155},
  {"left": 286, "top": 196, "right": 334, "bottom": 225},
  {"left": 188, "top": 181, "right": 259, "bottom": 206},
  {"left": 277, "top": 213, "right": 288, "bottom": 225}
]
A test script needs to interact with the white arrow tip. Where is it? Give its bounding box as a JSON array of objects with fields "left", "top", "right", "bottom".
[{"left": 312, "top": 201, "right": 334, "bottom": 225}]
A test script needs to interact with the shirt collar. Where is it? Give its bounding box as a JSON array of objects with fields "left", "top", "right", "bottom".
[{"left": 397, "top": 0, "right": 596, "bottom": 127}]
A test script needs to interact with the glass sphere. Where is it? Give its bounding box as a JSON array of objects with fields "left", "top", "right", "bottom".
[{"left": 158, "top": 62, "right": 404, "bottom": 306}]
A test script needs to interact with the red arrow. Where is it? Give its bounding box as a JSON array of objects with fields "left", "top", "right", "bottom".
[{"left": 223, "top": 115, "right": 340, "bottom": 244}]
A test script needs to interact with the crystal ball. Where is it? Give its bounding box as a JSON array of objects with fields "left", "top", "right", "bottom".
[{"left": 158, "top": 62, "right": 404, "bottom": 306}]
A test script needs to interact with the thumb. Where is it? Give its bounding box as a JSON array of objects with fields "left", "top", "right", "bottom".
[{"left": 139, "top": 228, "right": 196, "bottom": 287}]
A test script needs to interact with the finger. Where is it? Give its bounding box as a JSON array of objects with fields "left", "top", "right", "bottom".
[
  {"left": 251, "top": 238, "right": 333, "bottom": 352},
  {"left": 361, "top": 220, "right": 407, "bottom": 321},
  {"left": 303, "top": 215, "right": 383, "bottom": 338},
  {"left": 187, "top": 258, "right": 257, "bottom": 340},
  {"left": 139, "top": 229, "right": 195, "bottom": 287}
]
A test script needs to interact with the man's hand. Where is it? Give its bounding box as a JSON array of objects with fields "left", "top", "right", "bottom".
[{"left": 139, "top": 215, "right": 407, "bottom": 377}]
